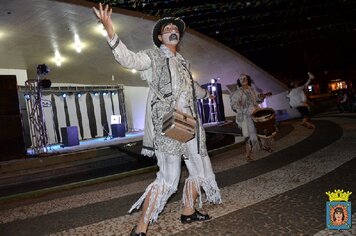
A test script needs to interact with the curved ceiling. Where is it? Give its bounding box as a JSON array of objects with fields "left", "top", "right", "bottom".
[
  {"left": 0, "top": 0, "right": 354, "bottom": 91},
  {"left": 87, "top": 0, "right": 356, "bottom": 81},
  {"left": 0, "top": 0, "right": 287, "bottom": 93}
]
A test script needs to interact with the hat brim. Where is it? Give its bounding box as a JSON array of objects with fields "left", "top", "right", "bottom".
[{"left": 152, "top": 17, "right": 186, "bottom": 48}]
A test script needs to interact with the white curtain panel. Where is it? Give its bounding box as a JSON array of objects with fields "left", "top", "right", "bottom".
[
  {"left": 66, "top": 95, "right": 80, "bottom": 138},
  {"left": 90, "top": 93, "right": 103, "bottom": 137},
  {"left": 42, "top": 94, "right": 57, "bottom": 144},
  {"left": 104, "top": 94, "right": 114, "bottom": 134},
  {"left": 112, "top": 93, "right": 120, "bottom": 116},
  {"left": 54, "top": 95, "right": 67, "bottom": 141},
  {"left": 78, "top": 93, "right": 91, "bottom": 139}
]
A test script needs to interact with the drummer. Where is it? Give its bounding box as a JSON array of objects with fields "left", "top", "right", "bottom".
[{"left": 230, "top": 73, "right": 272, "bottom": 162}]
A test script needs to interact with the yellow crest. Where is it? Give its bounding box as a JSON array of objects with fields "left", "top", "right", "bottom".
[{"left": 326, "top": 189, "right": 352, "bottom": 202}]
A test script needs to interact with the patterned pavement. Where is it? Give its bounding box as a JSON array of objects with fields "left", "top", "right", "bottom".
[{"left": 0, "top": 111, "right": 355, "bottom": 236}]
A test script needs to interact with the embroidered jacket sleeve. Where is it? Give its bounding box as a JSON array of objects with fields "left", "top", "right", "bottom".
[
  {"left": 193, "top": 81, "right": 210, "bottom": 99},
  {"left": 106, "top": 34, "right": 151, "bottom": 71},
  {"left": 230, "top": 90, "right": 240, "bottom": 112}
]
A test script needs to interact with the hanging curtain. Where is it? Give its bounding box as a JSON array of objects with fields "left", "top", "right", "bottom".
[
  {"left": 90, "top": 93, "right": 103, "bottom": 137},
  {"left": 117, "top": 87, "right": 128, "bottom": 131},
  {"left": 104, "top": 93, "right": 113, "bottom": 135},
  {"left": 112, "top": 92, "right": 120, "bottom": 116},
  {"left": 42, "top": 94, "right": 57, "bottom": 144},
  {"left": 54, "top": 95, "right": 67, "bottom": 142},
  {"left": 66, "top": 94, "right": 81, "bottom": 138},
  {"left": 78, "top": 93, "right": 91, "bottom": 139}
]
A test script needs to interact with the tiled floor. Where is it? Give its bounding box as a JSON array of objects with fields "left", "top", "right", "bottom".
[{"left": 0, "top": 111, "right": 355, "bottom": 236}]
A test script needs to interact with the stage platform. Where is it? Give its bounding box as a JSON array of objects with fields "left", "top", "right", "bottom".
[
  {"left": 0, "top": 121, "right": 243, "bottom": 198},
  {"left": 27, "top": 131, "right": 145, "bottom": 156}
]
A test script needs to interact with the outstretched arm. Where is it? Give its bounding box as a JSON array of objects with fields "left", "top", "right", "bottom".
[
  {"left": 194, "top": 81, "right": 212, "bottom": 100},
  {"left": 303, "top": 72, "right": 315, "bottom": 88},
  {"left": 92, "top": 3, "right": 151, "bottom": 71}
]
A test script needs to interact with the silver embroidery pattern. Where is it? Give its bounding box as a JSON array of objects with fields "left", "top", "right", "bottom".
[{"left": 143, "top": 47, "right": 208, "bottom": 157}]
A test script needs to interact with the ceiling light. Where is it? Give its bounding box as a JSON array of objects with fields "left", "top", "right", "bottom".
[
  {"left": 54, "top": 50, "right": 63, "bottom": 66},
  {"left": 74, "top": 34, "right": 82, "bottom": 53},
  {"left": 97, "top": 24, "right": 108, "bottom": 37}
]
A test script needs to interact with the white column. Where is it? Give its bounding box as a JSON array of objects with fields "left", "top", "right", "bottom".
[
  {"left": 78, "top": 93, "right": 91, "bottom": 139},
  {"left": 104, "top": 93, "right": 113, "bottom": 134},
  {"left": 112, "top": 92, "right": 120, "bottom": 116},
  {"left": 54, "top": 95, "right": 67, "bottom": 141},
  {"left": 66, "top": 94, "right": 80, "bottom": 138},
  {"left": 42, "top": 94, "right": 57, "bottom": 144}
]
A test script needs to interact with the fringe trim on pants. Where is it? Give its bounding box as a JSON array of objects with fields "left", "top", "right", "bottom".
[
  {"left": 128, "top": 180, "right": 177, "bottom": 224},
  {"left": 182, "top": 177, "right": 222, "bottom": 209}
]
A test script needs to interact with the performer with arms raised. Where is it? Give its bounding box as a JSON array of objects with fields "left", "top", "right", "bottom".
[{"left": 93, "top": 3, "right": 222, "bottom": 236}]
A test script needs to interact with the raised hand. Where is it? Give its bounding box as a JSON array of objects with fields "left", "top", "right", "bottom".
[
  {"left": 93, "top": 3, "right": 115, "bottom": 39},
  {"left": 308, "top": 72, "right": 315, "bottom": 80}
]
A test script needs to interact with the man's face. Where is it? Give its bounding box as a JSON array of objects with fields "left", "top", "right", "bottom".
[{"left": 158, "top": 23, "right": 180, "bottom": 46}]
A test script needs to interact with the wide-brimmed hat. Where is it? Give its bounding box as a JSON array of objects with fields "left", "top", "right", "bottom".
[{"left": 152, "top": 17, "right": 186, "bottom": 47}]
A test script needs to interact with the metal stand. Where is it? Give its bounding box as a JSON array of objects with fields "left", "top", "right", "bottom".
[
  {"left": 208, "top": 98, "right": 218, "bottom": 123},
  {"left": 207, "top": 83, "right": 218, "bottom": 123},
  {"left": 25, "top": 66, "right": 50, "bottom": 155}
]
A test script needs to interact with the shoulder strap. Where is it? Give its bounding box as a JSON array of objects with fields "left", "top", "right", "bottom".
[{"left": 147, "top": 81, "right": 171, "bottom": 107}]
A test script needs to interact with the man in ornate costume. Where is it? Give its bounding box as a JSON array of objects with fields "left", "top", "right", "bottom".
[
  {"left": 230, "top": 74, "right": 270, "bottom": 161},
  {"left": 93, "top": 3, "right": 221, "bottom": 236}
]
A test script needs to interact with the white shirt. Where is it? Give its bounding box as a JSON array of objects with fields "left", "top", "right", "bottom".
[{"left": 287, "top": 86, "right": 307, "bottom": 108}]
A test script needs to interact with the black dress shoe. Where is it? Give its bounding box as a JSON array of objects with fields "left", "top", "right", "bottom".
[
  {"left": 180, "top": 209, "right": 211, "bottom": 224},
  {"left": 130, "top": 225, "right": 146, "bottom": 236}
]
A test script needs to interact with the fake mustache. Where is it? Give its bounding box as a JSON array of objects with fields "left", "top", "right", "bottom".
[{"left": 169, "top": 33, "right": 179, "bottom": 41}]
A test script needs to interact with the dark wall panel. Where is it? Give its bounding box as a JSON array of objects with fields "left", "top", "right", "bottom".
[{"left": 0, "top": 75, "right": 26, "bottom": 160}]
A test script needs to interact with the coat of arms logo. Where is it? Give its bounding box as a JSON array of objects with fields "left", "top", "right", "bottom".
[{"left": 326, "top": 189, "right": 352, "bottom": 230}]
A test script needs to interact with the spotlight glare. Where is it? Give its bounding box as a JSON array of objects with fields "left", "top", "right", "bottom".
[
  {"left": 74, "top": 34, "right": 82, "bottom": 53},
  {"left": 96, "top": 24, "right": 108, "bottom": 37},
  {"left": 211, "top": 78, "right": 217, "bottom": 84},
  {"left": 54, "top": 50, "right": 63, "bottom": 66}
]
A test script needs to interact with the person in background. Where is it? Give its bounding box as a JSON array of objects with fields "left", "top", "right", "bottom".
[
  {"left": 286, "top": 72, "right": 315, "bottom": 129},
  {"left": 230, "top": 74, "right": 271, "bottom": 162},
  {"left": 93, "top": 3, "right": 221, "bottom": 236},
  {"left": 336, "top": 90, "right": 348, "bottom": 113}
]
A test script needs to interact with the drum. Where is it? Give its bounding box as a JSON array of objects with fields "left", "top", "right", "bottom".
[{"left": 251, "top": 108, "right": 277, "bottom": 138}]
